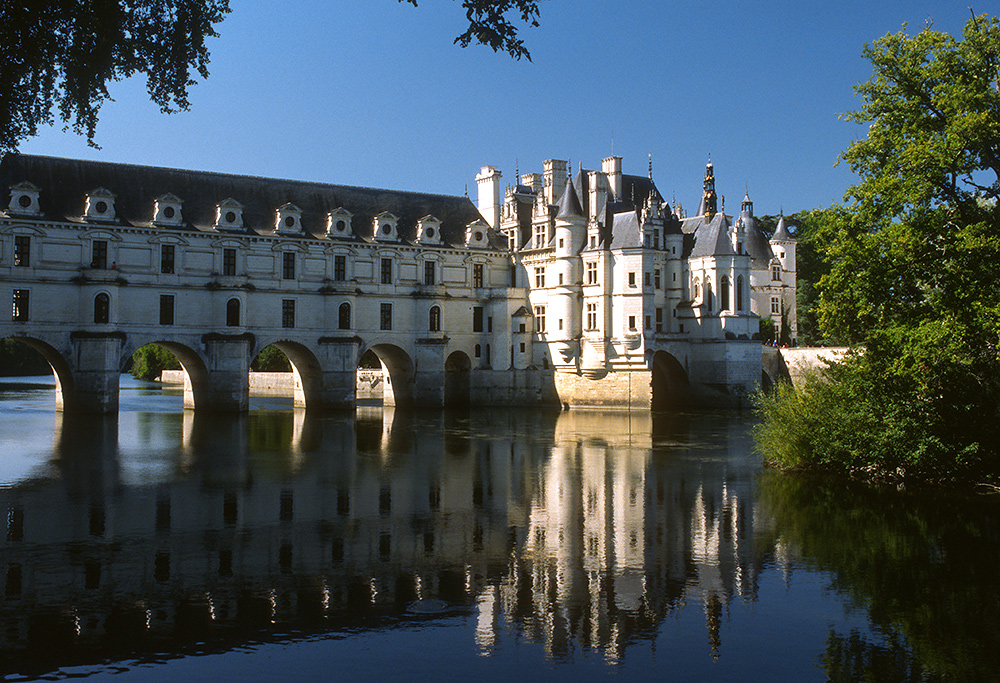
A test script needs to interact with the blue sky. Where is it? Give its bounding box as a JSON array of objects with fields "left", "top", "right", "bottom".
[{"left": 18, "top": 0, "right": 974, "bottom": 217}]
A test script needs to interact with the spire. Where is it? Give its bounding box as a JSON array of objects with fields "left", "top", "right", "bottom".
[
  {"left": 741, "top": 188, "right": 752, "bottom": 216},
  {"left": 648, "top": 153, "right": 653, "bottom": 179},
  {"left": 702, "top": 158, "right": 717, "bottom": 220}
]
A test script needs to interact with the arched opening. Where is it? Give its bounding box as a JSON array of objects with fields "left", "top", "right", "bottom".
[
  {"left": 0, "top": 336, "right": 73, "bottom": 411},
  {"left": 338, "top": 302, "right": 351, "bottom": 330},
  {"left": 651, "top": 350, "right": 690, "bottom": 412},
  {"left": 444, "top": 351, "right": 471, "bottom": 407},
  {"left": 736, "top": 275, "right": 745, "bottom": 311},
  {"left": 720, "top": 277, "right": 730, "bottom": 312},
  {"left": 126, "top": 341, "right": 209, "bottom": 410},
  {"left": 358, "top": 344, "right": 414, "bottom": 408},
  {"left": 251, "top": 341, "right": 323, "bottom": 410},
  {"left": 226, "top": 298, "right": 241, "bottom": 327},
  {"left": 94, "top": 293, "right": 110, "bottom": 324},
  {"left": 704, "top": 281, "right": 714, "bottom": 312},
  {"left": 429, "top": 305, "right": 441, "bottom": 332}
]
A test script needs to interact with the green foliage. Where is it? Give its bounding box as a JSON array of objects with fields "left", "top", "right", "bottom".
[
  {"left": 0, "top": 339, "right": 50, "bottom": 376},
  {"left": 0, "top": 0, "right": 231, "bottom": 153},
  {"left": 756, "top": 14, "right": 1000, "bottom": 482},
  {"left": 251, "top": 345, "right": 291, "bottom": 372},
  {"left": 758, "top": 316, "right": 776, "bottom": 342},
  {"left": 401, "top": 0, "right": 540, "bottom": 61},
  {"left": 130, "top": 344, "right": 180, "bottom": 381}
]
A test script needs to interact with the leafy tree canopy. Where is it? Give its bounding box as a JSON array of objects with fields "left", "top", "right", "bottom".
[
  {"left": 757, "top": 14, "right": 1000, "bottom": 483},
  {"left": 0, "top": 0, "right": 540, "bottom": 153}
]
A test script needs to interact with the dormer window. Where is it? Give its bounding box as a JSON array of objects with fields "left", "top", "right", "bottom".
[
  {"left": 465, "top": 219, "right": 489, "bottom": 249},
  {"left": 326, "top": 207, "right": 352, "bottom": 238},
  {"left": 153, "top": 193, "right": 183, "bottom": 226},
  {"left": 85, "top": 188, "right": 116, "bottom": 221},
  {"left": 8, "top": 181, "right": 41, "bottom": 215},
  {"left": 417, "top": 215, "right": 442, "bottom": 245},
  {"left": 215, "top": 198, "right": 244, "bottom": 231},
  {"left": 373, "top": 211, "right": 398, "bottom": 241},
  {"left": 276, "top": 203, "right": 303, "bottom": 235}
]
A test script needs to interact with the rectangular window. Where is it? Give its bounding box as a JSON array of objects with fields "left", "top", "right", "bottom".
[
  {"left": 161, "top": 244, "right": 175, "bottom": 274},
  {"left": 282, "top": 299, "right": 295, "bottom": 328},
  {"left": 654, "top": 270, "right": 661, "bottom": 289},
  {"left": 653, "top": 231, "right": 660, "bottom": 249},
  {"left": 92, "top": 240, "right": 108, "bottom": 269},
  {"left": 12, "top": 290, "right": 29, "bottom": 322},
  {"left": 13, "top": 235, "right": 29, "bottom": 267},
  {"left": 334, "top": 255, "right": 346, "bottom": 281},
  {"left": 628, "top": 272, "right": 636, "bottom": 287},
  {"left": 534, "top": 224, "right": 546, "bottom": 248},
  {"left": 223, "top": 248, "right": 236, "bottom": 276},
  {"left": 380, "top": 302, "right": 392, "bottom": 330},
  {"left": 510, "top": 266, "right": 517, "bottom": 286},
  {"left": 473, "top": 306, "right": 484, "bottom": 332},
  {"left": 585, "top": 261, "right": 597, "bottom": 284},
  {"left": 771, "top": 264, "right": 782, "bottom": 281},
  {"left": 534, "top": 305, "right": 546, "bottom": 333},
  {"left": 645, "top": 315, "right": 651, "bottom": 330},
  {"left": 424, "top": 261, "right": 435, "bottom": 285},
  {"left": 159, "top": 295, "right": 174, "bottom": 325},
  {"left": 381, "top": 258, "right": 392, "bottom": 284},
  {"left": 473, "top": 263, "right": 484, "bottom": 288},
  {"left": 771, "top": 296, "right": 781, "bottom": 315},
  {"left": 628, "top": 315, "right": 636, "bottom": 330},
  {"left": 656, "top": 308, "right": 663, "bottom": 333},
  {"left": 487, "top": 316, "right": 493, "bottom": 333},
  {"left": 283, "top": 252, "right": 295, "bottom": 280},
  {"left": 644, "top": 272, "right": 651, "bottom": 287},
  {"left": 558, "top": 318, "right": 563, "bottom": 330},
  {"left": 586, "top": 302, "right": 597, "bottom": 331},
  {"left": 534, "top": 266, "right": 545, "bottom": 288},
  {"left": 590, "top": 235, "right": 597, "bottom": 249},
  {"left": 558, "top": 273, "right": 564, "bottom": 285}
]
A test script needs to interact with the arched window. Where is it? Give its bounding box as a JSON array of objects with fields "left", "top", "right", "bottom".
[
  {"left": 736, "top": 275, "right": 745, "bottom": 311},
  {"left": 693, "top": 279, "right": 700, "bottom": 300},
  {"left": 339, "top": 302, "right": 351, "bottom": 330},
  {"left": 226, "top": 298, "right": 240, "bottom": 327},
  {"left": 93, "top": 293, "right": 110, "bottom": 324},
  {"left": 705, "top": 281, "right": 713, "bottom": 311},
  {"left": 720, "top": 276, "right": 730, "bottom": 311},
  {"left": 429, "top": 305, "right": 441, "bottom": 332}
]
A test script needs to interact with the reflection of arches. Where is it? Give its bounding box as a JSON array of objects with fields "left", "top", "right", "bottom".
[
  {"left": 257, "top": 340, "right": 323, "bottom": 409},
  {"left": 651, "top": 350, "right": 690, "bottom": 411},
  {"left": 444, "top": 351, "right": 471, "bottom": 407},
  {"left": 226, "top": 298, "right": 240, "bottom": 327},
  {"left": 94, "top": 293, "right": 110, "bottom": 324},
  {"left": 3, "top": 336, "right": 74, "bottom": 411},
  {"left": 364, "top": 344, "right": 415, "bottom": 408}
]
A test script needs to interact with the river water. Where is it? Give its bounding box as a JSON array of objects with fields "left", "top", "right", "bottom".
[{"left": 0, "top": 376, "right": 997, "bottom": 682}]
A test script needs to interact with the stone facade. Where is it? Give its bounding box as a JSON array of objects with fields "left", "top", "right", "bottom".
[{"left": 0, "top": 154, "right": 791, "bottom": 412}]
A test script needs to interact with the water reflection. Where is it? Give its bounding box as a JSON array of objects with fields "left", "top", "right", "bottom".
[{"left": 2, "top": 406, "right": 999, "bottom": 681}]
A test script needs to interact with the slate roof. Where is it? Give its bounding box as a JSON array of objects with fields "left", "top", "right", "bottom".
[
  {"left": 771, "top": 215, "right": 794, "bottom": 241},
  {"left": 555, "top": 181, "right": 583, "bottom": 219},
  {"left": 687, "top": 212, "right": 735, "bottom": 258},
  {"left": 0, "top": 154, "right": 492, "bottom": 248}
]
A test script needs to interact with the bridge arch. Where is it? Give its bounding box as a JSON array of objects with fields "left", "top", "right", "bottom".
[
  {"left": 362, "top": 343, "right": 414, "bottom": 408},
  {"left": 254, "top": 339, "right": 324, "bottom": 410},
  {"left": 1, "top": 335, "right": 75, "bottom": 411},
  {"left": 651, "top": 350, "right": 690, "bottom": 412},
  {"left": 124, "top": 338, "right": 210, "bottom": 410},
  {"left": 444, "top": 351, "right": 471, "bottom": 407}
]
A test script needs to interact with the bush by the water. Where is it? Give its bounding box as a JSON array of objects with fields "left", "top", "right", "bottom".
[
  {"left": 130, "top": 344, "right": 180, "bottom": 381},
  {"left": 0, "top": 339, "right": 50, "bottom": 376}
]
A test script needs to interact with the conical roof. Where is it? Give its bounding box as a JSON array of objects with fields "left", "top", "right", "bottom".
[
  {"left": 555, "top": 180, "right": 583, "bottom": 219},
  {"left": 771, "top": 215, "right": 794, "bottom": 241}
]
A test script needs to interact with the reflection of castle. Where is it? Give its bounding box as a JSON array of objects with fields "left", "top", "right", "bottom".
[{"left": 0, "top": 409, "right": 765, "bottom": 667}]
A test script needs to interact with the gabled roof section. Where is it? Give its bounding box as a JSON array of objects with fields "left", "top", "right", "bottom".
[
  {"left": 688, "top": 212, "right": 735, "bottom": 258},
  {"left": 610, "top": 211, "right": 641, "bottom": 250},
  {"left": 0, "top": 154, "right": 485, "bottom": 246}
]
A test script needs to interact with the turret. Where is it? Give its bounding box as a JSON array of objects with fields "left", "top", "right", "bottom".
[
  {"left": 551, "top": 181, "right": 585, "bottom": 348},
  {"left": 770, "top": 214, "right": 796, "bottom": 272}
]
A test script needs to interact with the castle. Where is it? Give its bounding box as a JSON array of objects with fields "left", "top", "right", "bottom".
[{"left": 0, "top": 153, "right": 794, "bottom": 412}]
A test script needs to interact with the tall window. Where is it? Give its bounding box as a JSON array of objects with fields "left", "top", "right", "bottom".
[
  {"left": 628, "top": 315, "right": 636, "bottom": 330},
  {"left": 226, "top": 298, "right": 240, "bottom": 327},
  {"left": 770, "top": 296, "right": 781, "bottom": 315},
  {"left": 586, "top": 302, "right": 597, "bottom": 330},
  {"left": 159, "top": 295, "right": 174, "bottom": 325},
  {"left": 94, "top": 293, "right": 110, "bottom": 324},
  {"left": 534, "top": 266, "right": 545, "bottom": 288},
  {"left": 12, "top": 290, "right": 29, "bottom": 321},
  {"left": 429, "top": 305, "right": 441, "bottom": 332},
  {"left": 380, "top": 303, "right": 392, "bottom": 330},
  {"left": 13, "top": 235, "right": 30, "bottom": 267},
  {"left": 585, "top": 261, "right": 597, "bottom": 284},
  {"left": 380, "top": 258, "right": 392, "bottom": 284},
  {"left": 338, "top": 302, "right": 351, "bottom": 329},
  {"left": 92, "top": 240, "right": 108, "bottom": 269},
  {"left": 655, "top": 307, "right": 663, "bottom": 333},
  {"left": 283, "top": 252, "right": 296, "bottom": 280},
  {"left": 736, "top": 275, "right": 745, "bottom": 311},
  {"left": 160, "top": 244, "right": 175, "bottom": 274},
  {"left": 628, "top": 272, "right": 636, "bottom": 287},
  {"left": 473, "top": 263, "right": 484, "bottom": 288},
  {"left": 534, "top": 223, "right": 546, "bottom": 248},
  {"left": 282, "top": 299, "right": 296, "bottom": 328},
  {"left": 771, "top": 263, "right": 782, "bottom": 281},
  {"left": 721, "top": 276, "right": 731, "bottom": 311},
  {"left": 424, "top": 261, "right": 435, "bottom": 285},
  {"left": 334, "top": 255, "right": 346, "bottom": 281},
  {"left": 654, "top": 269, "right": 661, "bottom": 289},
  {"left": 223, "top": 248, "right": 236, "bottom": 276},
  {"left": 534, "top": 305, "right": 546, "bottom": 333},
  {"left": 473, "top": 306, "right": 484, "bottom": 332}
]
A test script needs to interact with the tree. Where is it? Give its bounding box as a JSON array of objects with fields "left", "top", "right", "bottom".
[
  {"left": 756, "top": 14, "right": 1000, "bottom": 482},
  {"left": 130, "top": 343, "right": 180, "bottom": 381},
  {"left": 0, "top": 0, "right": 540, "bottom": 153}
]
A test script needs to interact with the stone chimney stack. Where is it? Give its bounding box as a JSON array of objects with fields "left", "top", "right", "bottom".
[
  {"left": 543, "top": 159, "right": 568, "bottom": 205},
  {"left": 476, "top": 166, "right": 502, "bottom": 229},
  {"left": 602, "top": 156, "right": 623, "bottom": 200}
]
